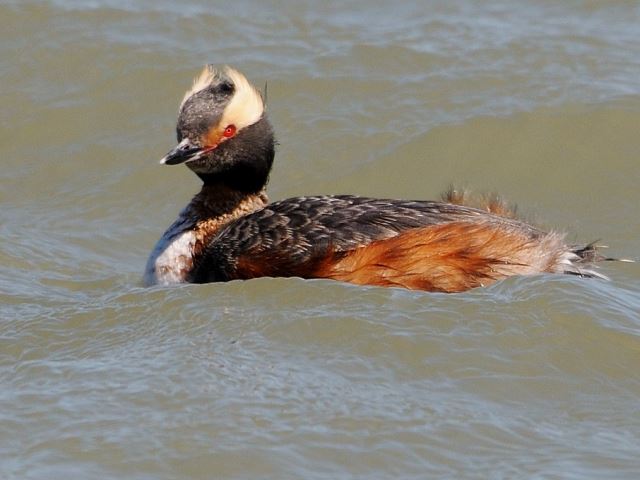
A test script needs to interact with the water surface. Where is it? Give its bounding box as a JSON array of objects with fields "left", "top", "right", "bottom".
[{"left": 2, "top": 1, "right": 640, "bottom": 478}]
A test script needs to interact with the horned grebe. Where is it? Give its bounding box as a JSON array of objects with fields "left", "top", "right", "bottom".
[{"left": 144, "top": 65, "right": 607, "bottom": 292}]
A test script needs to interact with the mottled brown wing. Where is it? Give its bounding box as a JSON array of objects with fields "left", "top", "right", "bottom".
[{"left": 190, "top": 195, "right": 545, "bottom": 284}]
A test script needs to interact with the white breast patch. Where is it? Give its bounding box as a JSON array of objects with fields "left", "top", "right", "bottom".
[{"left": 143, "top": 215, "right": 197, "bottom": 286}]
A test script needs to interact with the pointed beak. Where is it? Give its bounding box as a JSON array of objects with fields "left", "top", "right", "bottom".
[{"left": 160, "top": 138, "right": 204, "bottom": 165}]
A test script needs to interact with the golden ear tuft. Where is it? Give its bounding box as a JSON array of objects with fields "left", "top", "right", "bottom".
[
  {"left": 179, "top": 65, "right": 264, "bottom": 130},
  {"left": 219, "top": 66, "right": 264, "bottom": 131},
  {"left": 180, "top": 64, "right": 218, "bottom": 109}
]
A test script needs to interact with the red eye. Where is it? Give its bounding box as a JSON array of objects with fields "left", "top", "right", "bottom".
[{"left": 223, "top": 124, "right": 236, "bottom": 138}]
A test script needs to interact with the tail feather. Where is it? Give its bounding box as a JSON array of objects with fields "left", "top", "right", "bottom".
[
  {"left": 571, "top": 240, "right": 616, "bottom": 263},
  {"left": 562, "top": 241, "right": 633, "bottom": 280},
  {"left": 441, "top": 186, "right": 519, "bottom": 219},
  {"left": 562, "top": 262, "right": 610, "bottom": 281},
  {"left": 440, "top": 187, "right": 631, "bottom": 284}
]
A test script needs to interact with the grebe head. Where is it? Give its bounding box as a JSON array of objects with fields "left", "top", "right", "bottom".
[{"left": 160, "top": 65, "right": 274, "bottom": 193}]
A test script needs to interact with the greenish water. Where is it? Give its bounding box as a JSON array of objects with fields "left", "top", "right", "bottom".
[{"left": 1, "top": 1, "right": 639, "bottom": 478}]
